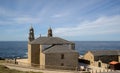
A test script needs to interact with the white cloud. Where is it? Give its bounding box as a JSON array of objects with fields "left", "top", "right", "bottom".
[
  {"left": 53, "top": 15, "right": 120, "bottom": 37},
  {"left": 0, "top": 17, "right": 42, "bottom": 25},
  {"left": 0, "top": 5, "right": 68, "bottom": 25},
  {"left": 0, "top": 7, "right": 43, "bottom": 25},
  {"left": 13, "top": 17, "right": 42, "bottom": 24},
  {"left": 52, "top": 14, "right": 64, "bottom": 18},
  {"left": 52, "top": 12, "right": 70, "bottom": 18}
]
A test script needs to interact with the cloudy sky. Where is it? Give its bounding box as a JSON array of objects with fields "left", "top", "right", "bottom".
[{"left": 0, "top": 0, "right": 120, "bottom": 41}]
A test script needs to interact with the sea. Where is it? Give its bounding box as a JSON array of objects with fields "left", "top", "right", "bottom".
[{"left": 0, "top": 41, "right": 120, "bottom": 59}]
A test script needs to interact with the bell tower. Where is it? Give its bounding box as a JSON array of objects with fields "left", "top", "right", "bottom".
[
  {"left": 29, "top": 26, "right": 35, "bottom": 42},
  {"left": 48, "top": 27, "right": 53, "bottom": 37}
]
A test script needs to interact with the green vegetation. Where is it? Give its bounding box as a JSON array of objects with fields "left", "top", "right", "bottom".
[{"left": 0, "top": 65, "right": 43, "bottom": 73}]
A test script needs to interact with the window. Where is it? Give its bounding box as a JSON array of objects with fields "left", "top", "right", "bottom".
[
  {"left": 61, "top": 54, "right": 64, "bottom": 59},
  {"left": 98, "top": 62, "right": 101, "bottom": 67},
  {"left": 61, "top": 63, "right": 64, "bottom": 66}
]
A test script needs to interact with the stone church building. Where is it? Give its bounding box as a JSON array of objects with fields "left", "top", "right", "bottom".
[{"left": 27, "top": 26, "right": 79, "bottom": 69}]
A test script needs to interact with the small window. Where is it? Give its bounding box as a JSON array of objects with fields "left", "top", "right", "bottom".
[
  {"left": 61, "top": 63, "right": 64, "bottom": 66},
  {"left": 98, "top": 62, "right": 101, "bottom": 67},
  {"left": 61, "top": 54, "right": 64, "bottom": 59}
]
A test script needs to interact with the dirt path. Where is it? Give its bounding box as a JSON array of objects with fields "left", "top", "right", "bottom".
[{"left": 1, "top": 63, "right": 76, "bottom": 73}]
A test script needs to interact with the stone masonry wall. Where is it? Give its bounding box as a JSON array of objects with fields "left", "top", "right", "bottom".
[
  {"left": 45, "top": 52, "right": 79, "bottom": 70},
  {"left": 28, "top": 44, "right": 40, "bottom": 66}
]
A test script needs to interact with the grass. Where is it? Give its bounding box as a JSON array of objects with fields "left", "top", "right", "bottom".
[{"left": 0, "top": 65, "right": 43, "bottom": 73}]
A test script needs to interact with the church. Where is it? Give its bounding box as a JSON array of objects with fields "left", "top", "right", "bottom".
[{"left": 27, "top": 26, "right": 79, "bottom": 70}]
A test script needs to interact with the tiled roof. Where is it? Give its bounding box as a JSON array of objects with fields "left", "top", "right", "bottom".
[
  {"left": 29, "top": 37, "right": 73, "bottom": 45},
  {"left": 90, "top": 50, "right": 120, "bottom": 56},
  {"left": 43, "top": 45, "right": 78, "bottom": 53}
]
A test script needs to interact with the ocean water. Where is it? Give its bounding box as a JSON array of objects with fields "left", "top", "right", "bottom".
[
  {"left": 0, "top": 41, "right": 27, "bottom": 58},
  {"left": 0, "top": 41, "right": 120, "bottom": 58}
]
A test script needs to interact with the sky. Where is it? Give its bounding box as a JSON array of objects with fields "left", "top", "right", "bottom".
[{"left": 0, "top": 0, "right": 120, "bottom": 41}]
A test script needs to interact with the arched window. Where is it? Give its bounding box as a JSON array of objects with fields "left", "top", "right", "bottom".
[{"left": 98, "top": 62, "right": 101, "bottom": 67}]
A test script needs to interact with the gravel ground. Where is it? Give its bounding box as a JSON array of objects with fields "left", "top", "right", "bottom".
[{"left": 1, "top": 63, "right": 76, "bottom": 73}]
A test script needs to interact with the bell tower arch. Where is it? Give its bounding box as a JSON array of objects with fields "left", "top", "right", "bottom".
[
  {"left": 29, "top": 26, "right": 35, "bottom": 42},
  {"left": 48, "top": 27, "right": 53, "bottom": 37}
]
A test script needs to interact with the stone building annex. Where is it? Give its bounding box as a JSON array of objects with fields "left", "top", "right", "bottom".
[
  {"left": 22, "top": 26, "right": 79, "bottom": 70},
  {"left": 84, "top": 50, "right": 120, "bottom": 69}
]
